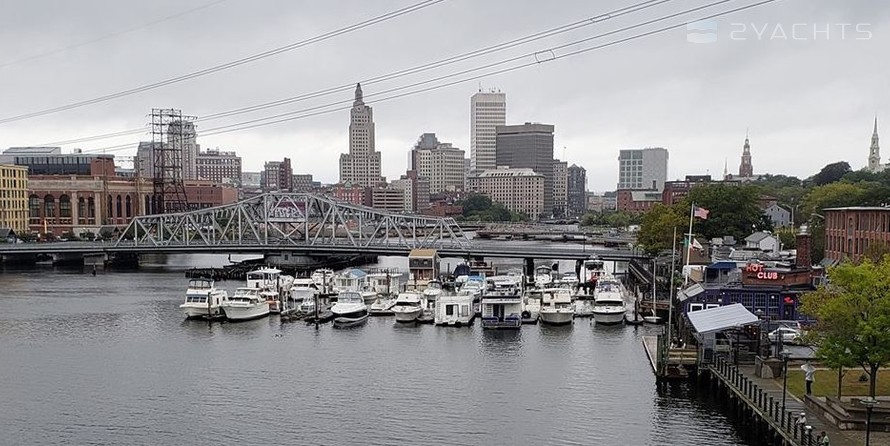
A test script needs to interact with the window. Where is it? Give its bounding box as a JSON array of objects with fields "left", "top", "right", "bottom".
[
  {"left": 59, "top": 195, "right": 71, "bottom": 218},
  {"left": 43, "top": 195, "right": 55, "bottom": 218}
]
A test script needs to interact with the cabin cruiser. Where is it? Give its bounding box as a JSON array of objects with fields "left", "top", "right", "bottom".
[
  {"left": 457, "top": 276, "right": 485, "bottom": 315},
  {"left": 289, "top": 278, "right": 319, "bottom": 305},
  {"left": 222, "top": 287, "right": 270, "bottom": 321},
  {"left": 331, "top": 290, "right": 369, "bottom": 326},
  {"left": 580, "top": 258, "right": 607, "bottom": 291},
  {"left": 423, "top": 280, "right": 443, "bottom": 302},
  {"left": 539, "top": 288, "right": 575, "bottom": 325},
  {"left": 369, "top": 294, "right": 397, "bottom": 315},
  {"left": 247, "top": 267, "right": 294, "bottom": 296},
  {"left": 592, "top": 276, "right": 627, "bottom": 325},
  {"left": 434, "top": 293, "right": 475, "bottom": 326},
  {"left": 534, "top": 265, "right": 554, "bottom": 288},
  {"left": 391, "top": 292, "right": 423, "bottom": 323},
  {"left": 180, "top": 278, "right": 229, "bottom": 319},
  {"left": 481, "top": 276, "right": 523, "bottom": 329}
]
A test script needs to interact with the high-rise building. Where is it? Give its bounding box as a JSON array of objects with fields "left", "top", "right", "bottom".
[
  {"left": 339, "top": 84, "right": 383, "bottom": 188},
  {"left": 567, "top": 164, "right": 587, "bottom": 216},
  {"left": 168, "top": 120, "right": 199, "bottom": 181},
  {"left": 739, "top": 135, "right": 753, "bottom": 177},
  {"left": 495, "top": 122, "right": 555, "bottom": 216},
  {"left": 470, "top": 90, "right": 506, "bottom": 172},
  {"left": 409, "top": 133, "right": 465, "bottom": 194},
  {"left": 617, "top": 147, "right": 668, "bottom": 191},
  {"left": 868, "top": 117, "right": 883, "bottom": 173},
  {"left": 0, "top": 164, "right": 28, "bottom": 233},
  {"left": 292, "top": 174, "right": 314, "bottom": 192},
  {"left": 196, "top": 148, "right": 242, "bottom": 185},
  {"left": 552, "top": 160, "right": 567, "bottom": 217},
  {"left": 263, "top": 158, "right": 293, "bottom": 191},
  {"left": 468, "top": 167, "right": 545, "bottom": 220}
]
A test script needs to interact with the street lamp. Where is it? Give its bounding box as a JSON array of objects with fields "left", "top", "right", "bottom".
[
  {"left": 780, "top": 350, "right": 792, "bottom": 415},
  {"left": 754, "top": 309, "right": 764, "bottom": 358},
  {"left": 862, "top": 397, "right": 878, "bottom": 446}
]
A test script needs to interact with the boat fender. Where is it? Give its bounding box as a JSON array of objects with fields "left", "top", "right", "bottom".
[{"left": 521, "top": 310, "right": 531, "bottom": 319}]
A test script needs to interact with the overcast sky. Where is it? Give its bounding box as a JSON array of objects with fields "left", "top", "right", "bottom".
[{"left": 0, "top": 0, "right": 887, "bottom": 192}]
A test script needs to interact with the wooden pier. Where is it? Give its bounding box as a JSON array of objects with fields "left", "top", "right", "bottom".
[{"left": 642, "top": 335, "right": 697, "bottom": 380}]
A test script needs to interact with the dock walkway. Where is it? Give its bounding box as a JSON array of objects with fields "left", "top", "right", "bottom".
[{"left": 709, "top": 357, "right": 855, "bottom": 446}]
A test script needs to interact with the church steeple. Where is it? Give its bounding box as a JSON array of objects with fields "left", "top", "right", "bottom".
[
  {"left": 739, "top": 132, "right": 753, "bottom": 177},
  {"left": 868, "top": 116, "right": 882, "bottom": 172},
  {"left": 353, "top": 83, "right": 364, "bottom": 107}
]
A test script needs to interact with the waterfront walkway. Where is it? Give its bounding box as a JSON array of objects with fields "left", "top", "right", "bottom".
[{"left": 710, "top": 357, "right": 888, "bottom": 446}]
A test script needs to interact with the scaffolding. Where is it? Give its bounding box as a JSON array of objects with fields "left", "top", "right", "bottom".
[{"left": 150, "top": 108, "right": 194, "bottom": 213}]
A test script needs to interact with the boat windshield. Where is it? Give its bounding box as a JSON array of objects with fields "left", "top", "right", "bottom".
[
  {"left": 188, "top": 279, "right": 213, "bottom": 289},
  {"left": 185, "top": 294, "right": 208, "bottom": 303}
]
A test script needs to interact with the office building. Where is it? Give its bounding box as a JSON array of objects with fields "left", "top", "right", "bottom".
[
  {"left": 617, "top": 147, "right": 668, "bottom": 191},
  {"left": 567, "top": 164, "right": 587, "bottom": 216},
  {"left": 196, "top": 148, "right": 241, "bottom": 185},
  {"left": 468, "top": 167, "right": 544, "bottom": 220},
  {"left": 339, "top": 84, "right": 384, "bottom": 188},
  {"left": 0, "top": 164, "right": 28, "bottom": 233},
  {"left": 552, "top": 160, "right": 567, "bottom": 217},
  {"left": 409, "top": 133, "right": 465, "bottom": 194},
  {"left": 495, "top": 122, "right": 555, "bottom": 216},
  {"left": 2, "top": 147, "right": 113, "bottom": 176},
  {"left": 470, "top": 90, "right": 506, "bottom": 172},
  {"left": 263, "top": 158, "right": 293, "bottom": 191}
]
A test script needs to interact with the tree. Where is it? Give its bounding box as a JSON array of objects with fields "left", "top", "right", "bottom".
[
  {"left": 457, "top": 194, "right": 524, "bottom": 222},
  {"left": 811, "top": 161, "right": 852, "bottom": 186},
  {"left": 683, "top": 184, "right": 764, "bottom": 241},
  {"left": 800, "top": 257, "right": 890, "bottom": 398},
  {"left": 800, "top": 182, "right": 867, "bottom": 220},
  {"left": 638, "top": 204, "right": 685, "bottom": 255}
]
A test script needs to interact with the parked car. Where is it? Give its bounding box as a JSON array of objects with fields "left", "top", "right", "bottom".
[{"left": 767, "top": 327, "right": 803, "bottom": 345}]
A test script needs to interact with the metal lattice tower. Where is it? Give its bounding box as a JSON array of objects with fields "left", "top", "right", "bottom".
[{"left": 150, "top": 108, "right": 194, "bottom": 213}]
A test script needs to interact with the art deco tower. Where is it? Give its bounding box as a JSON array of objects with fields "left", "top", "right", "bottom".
[{"left": 339, "top": 84, "right": 383, "bottom": 187}]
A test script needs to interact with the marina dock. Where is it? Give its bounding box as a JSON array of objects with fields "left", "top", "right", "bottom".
[{"left": 641, "top": 335, "right": 697, "bottom": 380}]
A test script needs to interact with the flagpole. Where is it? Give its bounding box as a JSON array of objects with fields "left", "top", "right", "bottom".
[
  {"left": 666, "top": 226, "right": 678, "bottom": 355},
  {"left": 685, "top": 202, "right": 695, "bottom": 284}
]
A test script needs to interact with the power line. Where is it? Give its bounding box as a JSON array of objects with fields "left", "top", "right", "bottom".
[
  {"left": 80, "top": 0, "right": 782, "bottom": 155},
  {"left": 37, "top": 0, "right": 673, "bottom": 146},
  {"left": 0, "top": 0, "right": 230, "bottom": 69},
  {"left": 0, "top": 0, "right": 446, "bottom": 125}
]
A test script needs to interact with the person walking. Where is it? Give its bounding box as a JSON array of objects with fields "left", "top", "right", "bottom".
[
  {"left": 819, "top": 431, "right": 830, "bottom": 445},
  {"left": 801, "top": 360, "right": 816, "bottom": 395}
]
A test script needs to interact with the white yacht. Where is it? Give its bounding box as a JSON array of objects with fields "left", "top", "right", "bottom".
[
  {"left": 289, "top": 278, "right": 319, "bottom": 305},
  {"left": 592, "top": 277, "right": 627, "bottom": 325},
  {"left": 299, "top": 295, "right": 317, "bottom": 315},
  {"left": 481, "top": 276, "right": 523, "bottom": 329},
  {"left": 423, "top": 280, "right": 443, "bottom": 302},
  {"left": 369, "top": 295, "right": 396, "bottom": 315},
  {"left": 246, "top": 267, "right": 294, "bottom": 295},
  {"left": 534, "top": 265, "right": 553, "bottom": 288},
  {"left": 581, "top": 258, "right": 607, "bottom": 289},
  {"left": 539, "top": 288, "right": 575, "bottom": 325},
  {"left": 331, "top": 290, "right": 369, "bottom": 327},
  {"left": 391, "top": 292, "right": 423, "bottom": 323},
  {"left": 434, "top": 293, "right": 475, "bottom": 326},
  {"left": 180, "top": 278, "right": 229, "bottom": 319},
  {"left": 522, "top": 288, "right": 543, "bottom": 321},
  {"left": 457, "top": 276, "right": 485, "bottom": 316},
  {"left": 311, "top": 268, "right": 335, "bottom": 293},
  {"left": 223, "top": 287, "right": 270, "bottom": 321}
]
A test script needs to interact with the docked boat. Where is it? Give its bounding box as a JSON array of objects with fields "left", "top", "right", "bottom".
[
  {"left": 366, "top": 271, "right": 402, "bottom": 296},
  {"left": 592, "top": 277, "right": 627, "bottom": 325},
  {"left": 180, "top": 278, "right": 229, "bottom": 319},
  {"left": 289, "top": 278, "right": 319, "bottom": 304},
  {"left": 247, "top": 267, "right": 295, "bottom": 295},
  {"left": 311, "top": 268, "right": 335, "bottom": 293},
  {"left": 222, "top": 287, "right": 270, "bottom": 321},
  {"left": 480, "top": 276, "right": 523, "bottom": 329},
  {"left": 534, "top": 264, "right": 553, "bottom": 288},
  {"left": 331, "top": 290, "right": 369, "bottom": 325},
  {"left": 300, "top": 295, "right": 318, "bottom": 315},
  {"left": 560, "top": 271, "right": 579, "bottom": 287},
  {"left": 580, "top": 257, "right": 607, "bottom": 291},
  {"left": 423, "top": 279, "right": 443, "bottom": 301},
  {"left": 391, "top": 292, "right": 423, "bottom": 323},
  {"left": 522, "top": 289, "right": 543, "bottom": 321},
  {"left": 434, "top": 293, "right": 475, "bottom": 326},
  {"left": 539, "top": 288, "right": 575, "bottom": 325},
  {"left": 369, "top": 295, "right": 396, "bottom": 315}
]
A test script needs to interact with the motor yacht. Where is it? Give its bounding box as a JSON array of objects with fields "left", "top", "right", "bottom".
[
  {"left": 180, "top": 278, "right": 228, "bottom": 319},
  {"left": 331, "top": 291, "right": 369, "bottom": 327},
  {"left": 592, "top": 277, "right": 627, "bottom": 325},
  {"left": 222, "top": 287, "right": 270, "bottom": 321},
  {"left": 539, "top": 288, "right": 575, "bottom": 325},
  {"left": 391, "top": 292, "right": 423, "bottom": 323}
]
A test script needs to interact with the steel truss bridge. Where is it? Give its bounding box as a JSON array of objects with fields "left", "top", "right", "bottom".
[{"left": 0, "top": 193, "right": 649, "bottom": 262}]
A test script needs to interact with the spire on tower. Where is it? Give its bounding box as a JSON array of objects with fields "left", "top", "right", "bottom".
[
  {"left": 353, "top": 83, "right": 364, "bottom": 107},
  {"left": 875, "top": 116, "right": 879, "bottom": 136}
]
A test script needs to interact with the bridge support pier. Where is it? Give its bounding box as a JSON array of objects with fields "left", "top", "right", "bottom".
[
  {"left": 52, "top": 253, "right": 85, "bottom": 267},
  {"left": 84, "top": 253, "right": 108, "bottom": 268}
]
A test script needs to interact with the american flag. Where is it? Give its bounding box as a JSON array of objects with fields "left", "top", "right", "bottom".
[{"left": 693, "top": 205, "right": 709, "bottom": 219}]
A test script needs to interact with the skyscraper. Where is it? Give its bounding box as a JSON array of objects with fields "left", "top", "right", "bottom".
[
  {"left": 470, "top": 90, "right": 506, "bottom": 172},
  {"left": 496, "top": 122, "right": 555, "bottom": 216},
  {"left": 567, "top": 164, "right": 587, "bottom": 216},
  {"left": 168, "top": 120, "right": 199, "bottom": 181},
  {"left": 339, "top": 84, "right": 383, "bottom": 187},
  {"left": 739, "top": 134, "right": 753, "bottom": 177},
  {"left": 552, "top": 160, "right": 568, "bottom": 217},
  {"left": 410, "top": 133, "right": 465, "bottom": 194},
  {"left": 868, "top": 117, "right": 883, "bottom": 173},
  {"left": 617, "top": 147, "right": 668, "bottom": 191}
]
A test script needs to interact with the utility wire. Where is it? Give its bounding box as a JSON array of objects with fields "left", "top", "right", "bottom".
[
  {"left": 0, "top": 0, "right": 229, "bottom": 69},
  {"left": 80, "top": 0, "right": 781, "bottom": 155},
  {"left": 38, "top": 0, "right": 672, "bottom": 146},
  {"left": 0, "top": 0, "right": 446, "bottom": 125}
]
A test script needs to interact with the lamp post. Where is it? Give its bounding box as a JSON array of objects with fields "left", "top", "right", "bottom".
[
  {"left": 755, "top": 309, "right": 764, "bottom": 358},
  {"left": 862, "top": 397, "right": 878, "bottom": 446},
  {"left": 780, "top": 350, "right": 791, "bottom": 414}
]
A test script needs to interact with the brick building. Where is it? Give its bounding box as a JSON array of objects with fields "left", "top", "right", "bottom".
[{"left": 824, "top": 206, "right": 890, "bottom": 263}]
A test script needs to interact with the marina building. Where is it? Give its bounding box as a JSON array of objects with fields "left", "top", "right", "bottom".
[
  {"left": 0, "top": 164, "right": 29, "bottom": 233},
  {"left": 468, "top": 167, "right": 544, "bottom": 220},
  {"left": 470, "top": 90, "right": 506, "bottom": 172},
  {"left": 617, "top": 147, "right": 668, "bottom": 191},
  {"left": 339, "top": 84, "right": 384, "bottom": 188}
]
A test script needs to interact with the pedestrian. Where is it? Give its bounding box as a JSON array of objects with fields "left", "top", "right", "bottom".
[
  {"left": 795, "top": 412, "right": 807, "bottom": 427},
  {"left": 819, "top": 431, "right": 829, "bottom": 445},
  {"left": 815, "top": 433, "right": 823, "bottom": 444},
  {"left": 801, "top": 360, "right": 816, "bottom": 395}
]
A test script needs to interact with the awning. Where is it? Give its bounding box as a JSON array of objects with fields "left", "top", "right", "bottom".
[{"left": 687, "top": 303, "right": 759, "bottom": 335}]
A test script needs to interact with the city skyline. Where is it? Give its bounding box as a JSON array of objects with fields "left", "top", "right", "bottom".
[{"left": 0, "top": 1, "right": 887, "bottom": 191}]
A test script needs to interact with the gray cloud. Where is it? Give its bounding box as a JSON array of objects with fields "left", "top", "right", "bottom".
[{"left": 0, "top": 0, "right": 887, "bottom": 191}]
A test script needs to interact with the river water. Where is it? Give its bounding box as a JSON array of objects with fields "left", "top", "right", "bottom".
[{"left": 0, "top": 255, "right": 753, "bottom": 446}]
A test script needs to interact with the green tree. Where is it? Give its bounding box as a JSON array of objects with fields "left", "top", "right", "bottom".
[
  {"left": 638, "top": 204, "right": 685, "bottom": 255},
  {"left": 801, "top": 257, "right": 890, "bottom": 398},
  {"left": 800, "top": 182, "right": 867, "bottom": 220},
  {"left": 811, "top": 161, "right": 852, "bottom": 186},
  {"left": 683, "top": 184, "right": 764, "bottom": 241}
]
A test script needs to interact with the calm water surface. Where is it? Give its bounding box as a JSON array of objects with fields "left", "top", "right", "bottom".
[{"left": 0, "top": 257, "right": 751, "bottom": 446}]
